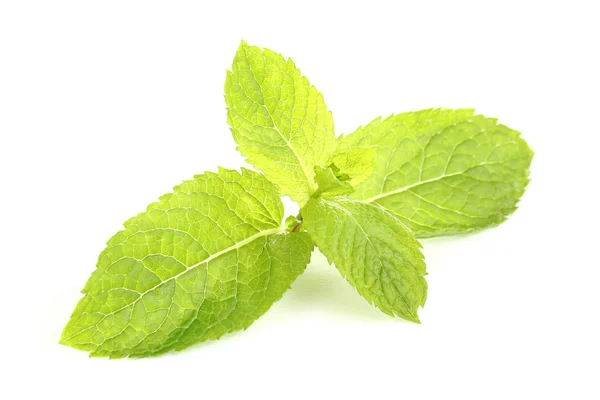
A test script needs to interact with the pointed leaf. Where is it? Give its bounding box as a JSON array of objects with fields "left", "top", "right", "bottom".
[
  {"left": 61, "top": 168, "right": 313, "bottom": 358},
  {"left": 302, "top": 196, "right": 427, "bottom": 322},
  {"left": 338, "top": 109, "right": 534, "bottom": 237},
  {"left": 225, "top": 42, "right": 337, "bottom": 205}
]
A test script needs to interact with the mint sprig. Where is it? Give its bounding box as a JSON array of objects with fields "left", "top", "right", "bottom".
[{"left": 61, "top": 42, "right": 533, "bottom": 358}]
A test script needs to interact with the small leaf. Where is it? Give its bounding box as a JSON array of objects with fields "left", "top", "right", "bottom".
[
  {"left": 61, "top": 168, "right": 313, "bottom": 358},
  {"left": 313, "top": 166, "right": 353, "bottom": 198},
  {"left": 302, "top": 196, "right": 427, "bottom": 322},
  {"left": 329, "top": 146, "right": 376, "bottom": 186}
]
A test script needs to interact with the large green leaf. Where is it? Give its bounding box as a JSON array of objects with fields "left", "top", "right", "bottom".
[
  {"left": 61, "top": 168, "right": 313, "bottom": 358},
  {"left": 338, "top": 109, "right": 533, "bottom": 237},
  {"left": 225, "top": 41, "right": 337, "bottom": 205},
  {"left": 302, "top": 197, "right": 427, "bottom": 322}
]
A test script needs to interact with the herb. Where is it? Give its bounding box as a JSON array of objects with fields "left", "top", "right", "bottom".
[{"left": 61, "top": 42, "right": 533, "bottom": 358}]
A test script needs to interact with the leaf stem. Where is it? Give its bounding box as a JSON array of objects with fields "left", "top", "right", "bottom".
[{"left": 291, "top": 213, "right": 303, "bottom": 232}]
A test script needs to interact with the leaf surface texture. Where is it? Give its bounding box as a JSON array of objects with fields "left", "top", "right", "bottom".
[
  {"left": 225, "top": 42, "right": 337, "bottom": 204},
  {"left": 61, "top": 168, "right": 313, "bottom": 358},
  {"left": 338, "top": 109, "right": 534, "bottom": 237},
  {"left": 302, "top": 197, "right": 427, "bottom": 322}
]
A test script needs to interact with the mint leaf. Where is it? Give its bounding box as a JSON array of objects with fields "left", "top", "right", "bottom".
[
  {"left": 338, "top": 109, "right": 533, "bottom": 237},
  {"left": 61, "top": 168, "right": 313, "bottom": 358},
  {"left": 225, "top": 41, "right": 337, "bottom": 205},
  {"left": 61, "top": 43, "right": 536, "bottom": 357},
  {"left": 301, "top": 197, "right": 427, "bottom": 322},
  {"left": 329, "top": 146, "right": 376, "bottom": 186},
  {"left": 313, "top": 166, "right": 354, "bottom": 198}
]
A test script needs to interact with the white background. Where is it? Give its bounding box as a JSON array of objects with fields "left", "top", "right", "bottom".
[{"left": 1, "top": 1, "right": 599, "bottom": 399}]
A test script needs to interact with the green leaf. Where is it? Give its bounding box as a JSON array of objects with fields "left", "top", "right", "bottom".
[
  {"left": 301, "top": 196, "right": 427, "bottom": 322},
  {"left": 329, "top": 146, "right": 376, "bottom": 187},
  {"left": 338, "top": 109, "right": 534, "bottom": 238},
  {"left": 225, "top": 41, "right": 337, "bottom": 205},
  {"left": 61, "top": 168, "right": 313, "bottom": 358},
  {"left": 313, "top": 166, "right": 353, "bottom": 198}
]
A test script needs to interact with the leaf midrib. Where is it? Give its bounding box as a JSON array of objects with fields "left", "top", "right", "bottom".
[
  {"left": 241, "top": 45, "right": 316, "bottom": 194},
  {"left": 362, "top": 160, "right": 506, "bottom": 204}
]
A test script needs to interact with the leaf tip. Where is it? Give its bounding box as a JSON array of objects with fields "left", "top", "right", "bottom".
[{"left": 400, "top": 311, "right": 422, "bottom": 324}]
